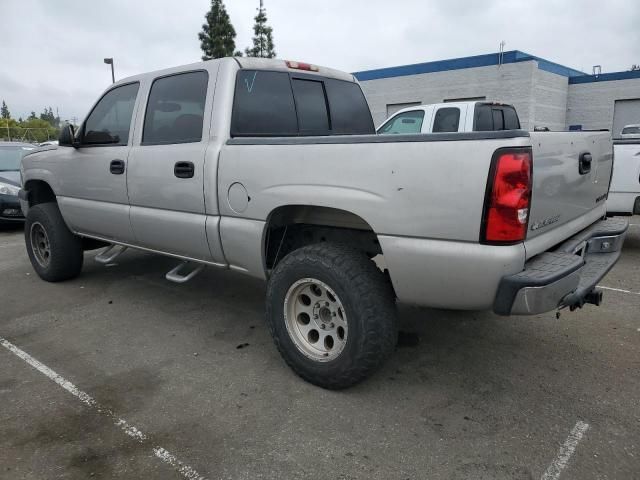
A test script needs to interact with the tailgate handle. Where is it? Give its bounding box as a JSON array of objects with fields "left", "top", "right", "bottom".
[{"left": 579, "top": 152, "right": 592, "bottom": 175}]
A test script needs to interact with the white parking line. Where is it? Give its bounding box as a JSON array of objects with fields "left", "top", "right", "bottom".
[
  {"left": 540, "top": 421, "right": 590, "bottom": 480},
  {"left": 597, "top": 285, "right": 640, "bottom": 296},
  {"left": 0, "top": 337, "right": 207, "bottom": 480}
]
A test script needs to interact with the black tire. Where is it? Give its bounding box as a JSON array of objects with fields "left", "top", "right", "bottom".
[
  {"left": 266, "top": 243, "right": 398, "bottom": 389},
  {"left": 25, "top": 203, "right": 83, "bottom": 282}
]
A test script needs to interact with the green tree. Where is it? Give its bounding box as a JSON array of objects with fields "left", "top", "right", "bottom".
[
  {"left": 198, "top": 0, "right": 239, "bottom": 60},
  {"left": 28, "top": 111, "right": 37, "bottom": 121},
  {"left": 245, "top": 1, "right": 276, "bottom": 58},
  {"left": 1, "top": 101, "right": 10, "bottom": 119},
  {"left": 40, "top": 107, "right": 56, "bottom": 125}
]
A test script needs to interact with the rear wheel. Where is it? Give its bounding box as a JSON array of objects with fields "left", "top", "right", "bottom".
[
  {"left": 266, "top": 243, "right": 397, "bottom": 389},
  {"left": 25, "top": 203, "right": 83, "bottom": 282}
]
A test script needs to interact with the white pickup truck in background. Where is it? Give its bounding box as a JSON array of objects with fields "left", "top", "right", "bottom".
[
  {"left": 377, "top": 101, "right": 520, "bottom": 134},
  {"left": 608, "top": 138, "right": 640, "bottom": 215}
]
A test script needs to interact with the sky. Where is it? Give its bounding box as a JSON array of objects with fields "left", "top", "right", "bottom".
[{"left": 1, "top": 0, "right": 639, "bottom": 122}]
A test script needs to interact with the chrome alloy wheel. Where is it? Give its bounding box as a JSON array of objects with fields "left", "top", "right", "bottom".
[
  {"left": 284, "top": 278, "right": 348, "bottom": 362},
  {"left": 30, "top": 221, "right": 51, "bottom": 268}
]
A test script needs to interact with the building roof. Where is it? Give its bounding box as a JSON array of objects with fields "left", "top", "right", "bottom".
[{"left": 353, "top": 50, "right": 640, "bottom": 84}]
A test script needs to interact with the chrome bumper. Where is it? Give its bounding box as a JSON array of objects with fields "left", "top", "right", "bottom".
[{"left": 493, "top": 217, "right": 629, "bottom": 315}]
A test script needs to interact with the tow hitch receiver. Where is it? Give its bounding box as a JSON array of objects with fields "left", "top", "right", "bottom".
[{"left": 565, "top": 288, "right": 604, "bottom": 311}]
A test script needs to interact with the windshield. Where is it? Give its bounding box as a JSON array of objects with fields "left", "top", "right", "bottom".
[
  {"left": 621, "top": 126, "right": 640, "bottom": 135},
  {"left": 0, "top": 146, "right": 32, "bottom": 171}
]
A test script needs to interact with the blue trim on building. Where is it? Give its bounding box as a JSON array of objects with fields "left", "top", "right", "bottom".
[
  {"left": 569, "top": 70, "right": 640, "bottom": 84},
  {"left": 353, "top": 50, "right": 586, "bottom": 81}
]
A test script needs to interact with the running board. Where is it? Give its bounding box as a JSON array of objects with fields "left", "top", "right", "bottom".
[
  {"left": 95, "top": 244, "right": 128, "bottom": 264},
  {"left": 165, "top": 261, "right": 205, "bottom": 284}
]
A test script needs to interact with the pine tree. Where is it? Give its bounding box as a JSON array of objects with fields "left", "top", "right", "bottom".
[
  {"left": 245, "top": 0, "right": 276, "bottom": 58},
  {"left": 1, "top": 101, "right": 10, "bottom": 119},
  {"left": 198, "top": 0, "right": 238, "bottom": 60}
]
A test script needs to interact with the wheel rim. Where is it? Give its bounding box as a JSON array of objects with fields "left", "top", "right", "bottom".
[
  {"left": 284, "top": 278, "right": 348, "bottom": 362},
  {"left": 30, "top": 222, "right": 51, "bottom": 268}
]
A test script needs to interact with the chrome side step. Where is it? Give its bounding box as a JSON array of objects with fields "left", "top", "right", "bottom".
[
  {"left": 165, "top": 261, "right": 205, "bottom": 284},
  {"left": 95, "top": 244, "right": 128, "bottom": 264}
]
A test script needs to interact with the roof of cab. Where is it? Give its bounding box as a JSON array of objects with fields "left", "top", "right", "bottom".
[{"left": 114, "top": 57, "right": 355, "bottom": 86}]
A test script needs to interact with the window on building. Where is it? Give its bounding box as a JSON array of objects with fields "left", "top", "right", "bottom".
[
  {"left": 291, "top": 79, "right": 329, "bottom": 134},
  {"left": 378, "top": 110, "right": 425, "bottom": 134},
  {"left": 142, "top": 71, "right": 208, "bottom": 145},
  {"left": 432, "top": 107, "right": 460, "bottom": 133},
  {"left": 83, "top": 83, "right": 139, "bottom": 145}
]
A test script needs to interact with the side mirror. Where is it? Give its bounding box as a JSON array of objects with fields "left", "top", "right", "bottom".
[{"left": 59, "top": 124, "right": 78, "bottom": 147}]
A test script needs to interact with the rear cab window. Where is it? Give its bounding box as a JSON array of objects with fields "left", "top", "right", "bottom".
[
  {"left": 231, "top": 70, "right": 374, "bottom": 137},
  {"left": 474, "top": 104, "right": 520, "bottom": 131}
]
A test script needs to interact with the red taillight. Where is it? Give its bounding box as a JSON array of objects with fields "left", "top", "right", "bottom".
[
  {"left": 482, "top": 149, "right": 532, "bottom": 244},
  {"left": 285, "top": 60, "right": 319, "bottom": 72}
]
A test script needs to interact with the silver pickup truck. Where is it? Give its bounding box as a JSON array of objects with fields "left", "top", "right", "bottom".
[{"left": 19, "top": 57, "right": 628, "bottom": 389}]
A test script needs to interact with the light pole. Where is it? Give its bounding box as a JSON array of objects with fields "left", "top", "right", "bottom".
[{"left": 104, "top": 58, "right": 115, "bottom": 83}]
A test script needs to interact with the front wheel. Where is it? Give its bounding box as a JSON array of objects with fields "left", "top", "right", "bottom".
[
  {"left": 25, "top": 203, "right": 83, "bottom": 282},
  {"left": 266, "top": 243, "right": 397, "bottom": 389}
]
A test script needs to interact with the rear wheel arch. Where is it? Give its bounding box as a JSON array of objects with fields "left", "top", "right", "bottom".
[{"left": 263, "top": 205, "right": 385, "bottom": 272}]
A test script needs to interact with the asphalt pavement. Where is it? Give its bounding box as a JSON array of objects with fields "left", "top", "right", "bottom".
[{"left": 1, "top": 219, "right": 638, "bottom": 479}]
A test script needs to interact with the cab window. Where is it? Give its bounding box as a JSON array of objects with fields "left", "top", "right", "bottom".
[
  {"left": 82, "top": 83, "right": 139, "bottom": 145},
  {"left": 378, "top": 110, "right": 425, "bottom": 134},
  {"left": 432, "top": 107, "right": 460, "bottom": 133},
  {"left": 142, "top": 71, "right": 209, "bottom": 145}
]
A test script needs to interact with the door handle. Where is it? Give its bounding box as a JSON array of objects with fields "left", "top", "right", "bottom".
[
  {"left": 174, "top": 161, "right": 195, "bottom": 179},
  {"left": 110, "top": 159, "right": 125, "bottom": 175},
  {"left": 579, "top": 152, "right": 592, "bottom": 175}
]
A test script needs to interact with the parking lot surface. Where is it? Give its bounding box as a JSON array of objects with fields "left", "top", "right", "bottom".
[{"left": 1, "top": 220, "right": 639, "bottom": 480}]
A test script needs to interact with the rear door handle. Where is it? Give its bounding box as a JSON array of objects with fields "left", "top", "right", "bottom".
[
  {"left": 174, "top": 161, "right": 195, "bottom": 179},
  {"left": 579, "top": 152, "right": 592, "bottom": 175},
  {"left": 110, "top": 159, "right": 125, "bottom": 175}
]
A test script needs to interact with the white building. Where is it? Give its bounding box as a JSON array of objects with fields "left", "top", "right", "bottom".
[{"left": 354, "top": 50, "right": 640, "bottom": 136}]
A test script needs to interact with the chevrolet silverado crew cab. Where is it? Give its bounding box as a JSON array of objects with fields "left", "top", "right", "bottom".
[
  {"left": 20, "top": 57, "right": 628, "bottom": 389},
  {"left": 377, "top": 101, "right": 520, "bottom": 135}
]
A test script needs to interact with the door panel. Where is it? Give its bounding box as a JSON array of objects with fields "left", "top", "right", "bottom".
[
  {"left": 128, "top": 143, "right": 211, "bottom": 260},
  {"left": 127, "top": 68, "right": 220, "bottom": 262},
  {"left": 56, "top": 82, "right": 140, "bottom": 242}
]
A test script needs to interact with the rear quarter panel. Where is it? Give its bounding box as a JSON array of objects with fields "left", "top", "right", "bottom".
[
  {"left": 218, "top": 136, "right": 531, "bottom": 242},
  {"left": 217, "top": 134, "right": 532, "bottom": 308}
]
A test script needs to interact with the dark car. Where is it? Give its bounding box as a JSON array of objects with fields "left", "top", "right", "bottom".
[{"left": 0, "top": 142, "right": 34, "bottom": 223}]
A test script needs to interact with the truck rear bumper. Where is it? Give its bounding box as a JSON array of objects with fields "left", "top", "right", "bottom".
[{"left": 493, "top": 217, "right": 629, "bottom": 315}]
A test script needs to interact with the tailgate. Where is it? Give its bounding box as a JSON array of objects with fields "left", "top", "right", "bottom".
[{"left": 525, "top": 131, "right": 613, "bottom": 253}]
